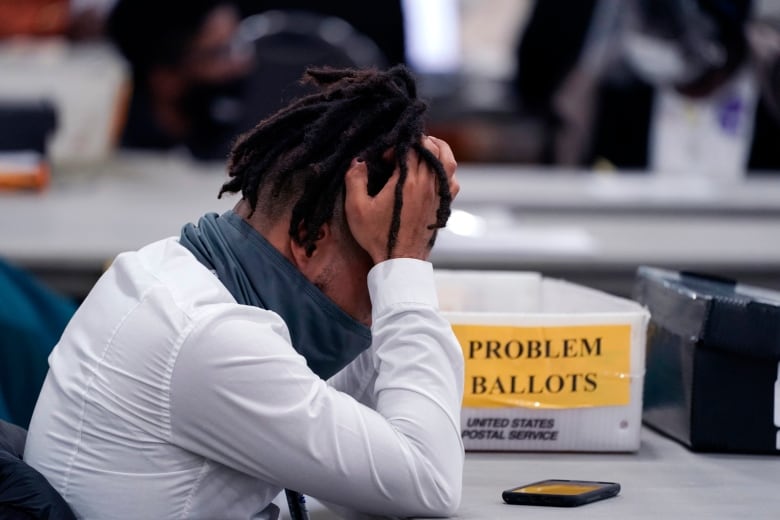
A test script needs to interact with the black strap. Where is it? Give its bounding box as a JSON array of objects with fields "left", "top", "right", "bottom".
[{"left": 285, "top": 489, "right": 309, "bottom": 520}]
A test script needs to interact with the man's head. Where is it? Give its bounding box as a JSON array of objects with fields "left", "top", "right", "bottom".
[{"left": 222, "top": 66, "right": 454, "bottom": 323}]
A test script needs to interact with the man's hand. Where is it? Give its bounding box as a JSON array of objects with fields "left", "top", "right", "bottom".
[{"left": 344, "top": 136, "right": 459, "bottom": 264}]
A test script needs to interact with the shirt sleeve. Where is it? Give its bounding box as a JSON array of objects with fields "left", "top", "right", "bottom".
[{"left": 169, "top": 258, "right": 464, "bottom": 518}]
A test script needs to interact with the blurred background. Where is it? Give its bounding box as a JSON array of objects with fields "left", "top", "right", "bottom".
[
  {"left": 1, "top": 0, "right": 780, "bottom": 302},
  {"left": 4, "top": 0, "right": 779, "bottom": 168}
]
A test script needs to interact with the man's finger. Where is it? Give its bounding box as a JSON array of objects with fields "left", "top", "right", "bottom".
[
  {"left": 428, "top": 135, "right": 457, "bottom": 175},
  {"left": 421, "top": 135, "right": 441, "bottom": 159},
  {"left": 344, "top": 158, "right": 369, "bottom": 193},
  {"left": 404, "top": 145, "right": 423, "bottom": 181}
]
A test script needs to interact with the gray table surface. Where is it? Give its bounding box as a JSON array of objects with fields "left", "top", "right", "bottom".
[
  {"left": 452, "top": 427, "right": 780, "bottom": 519},
  {"left": 279, "top": 427, "right": 780, "bottom": 520}
]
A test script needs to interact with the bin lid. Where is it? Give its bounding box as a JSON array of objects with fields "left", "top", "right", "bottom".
[{"left": 634, "top": 266, "right": 780, "bottom": 359}]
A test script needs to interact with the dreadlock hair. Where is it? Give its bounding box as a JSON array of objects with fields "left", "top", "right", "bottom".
[{"left": 219, "top": 65, "right": 452, "bottom": 260}]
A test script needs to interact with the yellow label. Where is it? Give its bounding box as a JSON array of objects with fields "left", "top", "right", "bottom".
[{"left": 453, "top": 324, "right": 632, "bottom": 409}]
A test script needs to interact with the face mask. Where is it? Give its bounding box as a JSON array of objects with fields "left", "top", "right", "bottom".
[
  {"left": 180, "top": 75, "right": 248, "bottom": 132},
  {"left": 180, "top": 211, "right": 373, "bottom": 380},
  {"left": 624, "top": 32, "right": 703, "bottom": 86}
]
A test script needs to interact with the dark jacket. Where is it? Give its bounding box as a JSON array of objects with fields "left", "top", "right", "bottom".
[{"left": 0, "top": 421, "right": 76, "bottom": 519}]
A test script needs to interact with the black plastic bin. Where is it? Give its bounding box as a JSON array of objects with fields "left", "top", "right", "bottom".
[{"left": 633, "top": 267, "right": 780, "bottom": 454}]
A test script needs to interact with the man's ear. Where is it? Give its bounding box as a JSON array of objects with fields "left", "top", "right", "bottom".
[{"left": 289, "top": 222, "right": 331, "bottom": 269}]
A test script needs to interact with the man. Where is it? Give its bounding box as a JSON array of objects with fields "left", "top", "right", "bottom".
[
  {"left": 107, "top": 0, "right": 254, "bottom": 160},
  {"left": 24, "top": 66, "right": 464, "bottom": 519}
]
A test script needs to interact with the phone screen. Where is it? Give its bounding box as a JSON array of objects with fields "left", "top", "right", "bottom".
[{"left": 511, "top": 483, "right": 602, "bottom": 495}]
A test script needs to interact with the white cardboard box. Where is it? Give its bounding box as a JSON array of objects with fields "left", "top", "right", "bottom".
[{"left": 435, "top": 270, "right": 650, "bottom": 452}]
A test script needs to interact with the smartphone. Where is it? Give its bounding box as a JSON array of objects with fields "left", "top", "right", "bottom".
[{"left": 502, "top": 479, "right": 620, "bottom": 507}]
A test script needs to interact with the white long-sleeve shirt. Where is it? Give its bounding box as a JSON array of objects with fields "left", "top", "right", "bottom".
[{"left": 24, "top": 237, "right": 464, "bottom": 519}]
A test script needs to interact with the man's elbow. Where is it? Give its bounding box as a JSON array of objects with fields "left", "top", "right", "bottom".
[
  {"left": 428, "top": 437, "right": 464, "bottom": 516},
  {"left": 419, "top": 466, "right": 463, "bottom": 517},
  {"left": 437, "top": 478, "right": 462, "bottom": 517}
]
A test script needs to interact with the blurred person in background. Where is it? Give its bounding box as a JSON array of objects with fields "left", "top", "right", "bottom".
[
  {"left": 0, "top": 258, "right": 76, "bottom": 430},
  {"left": 516, "top": 0, "right": 780, "bottom": 176},
  {"left": 590, "top": 0, "right": 780, "bottom": 176},
  {"left": 513, "top": 0, "right": 600, "bottom": 165},
  {"left": 106, "top": 0, "right": 254, "bottom": 160}
]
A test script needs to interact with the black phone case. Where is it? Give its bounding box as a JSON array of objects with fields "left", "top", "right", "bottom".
[{"left": 502, "top": 479, "right": 620, "bottom": 507}]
